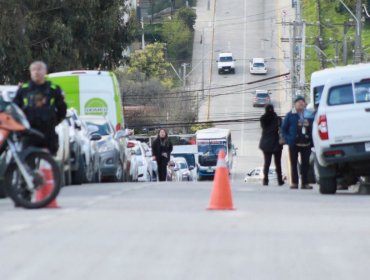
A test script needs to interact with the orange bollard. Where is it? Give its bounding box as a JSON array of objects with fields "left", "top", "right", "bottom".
[
  {"left": 207, "top": 149, "right": 235, "bottom": 210},
  {"left": 35, "top": 167, "right": 60, "bottom": 208}
]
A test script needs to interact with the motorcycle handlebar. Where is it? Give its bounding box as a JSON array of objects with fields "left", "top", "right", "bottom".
[{"left": 28, "top": 128, "right": 45, "bottom": 139}]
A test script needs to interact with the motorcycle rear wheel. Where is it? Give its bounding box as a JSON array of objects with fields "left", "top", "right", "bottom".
[{"left": 5, "top": 151, "right": 61, "bottom": 209}]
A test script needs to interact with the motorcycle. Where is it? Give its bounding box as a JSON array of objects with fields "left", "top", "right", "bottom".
[{"left": 0, "top": 96, "right": 61, "bottom": 209}]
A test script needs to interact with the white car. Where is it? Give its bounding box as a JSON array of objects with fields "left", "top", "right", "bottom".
[
  {"left": 55, "top": 119, "right": 72, "bottom": 186},
  {"left": 217, "top": 52, "right": 235, "bottom": 74},
  {"left": 173, "top": 157, "right": 193, "bottom": 181},
  {"left": 244, "top": 167, "right": 286, "bottom": 184},
  {"left": 312, "top": 63, "right": 370, "bottom": 194},
  {"left": 128, "top": 140, "right": 153, "bottom": 182},
  {"left": 249, "top": 58, "right": 267, "bottom": 74}
]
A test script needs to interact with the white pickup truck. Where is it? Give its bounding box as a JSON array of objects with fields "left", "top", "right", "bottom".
[
  {"left": 312, "top": 63, "right": 370, "bottom": 194},
  {"left": 217, "top": 53, "right": 235, "bottom": 74}
]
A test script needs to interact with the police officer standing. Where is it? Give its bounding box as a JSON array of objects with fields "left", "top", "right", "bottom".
[{"left": 14, "top": 61, "right": 67, "bottom": 155}]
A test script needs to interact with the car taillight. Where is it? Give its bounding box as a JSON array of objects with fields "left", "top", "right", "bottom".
[
  {"left": 323, "top": 150, "right": 344, "bottom": 157},
  {"left": 318, "top": 114, "right": 329, "bottom": 140},
  {"left": 127, "top": 142, "right": 135, "bottom": 148}
]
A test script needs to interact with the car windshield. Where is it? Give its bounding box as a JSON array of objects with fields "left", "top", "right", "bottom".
[
  {"left": 253, "top": 63, "right": 265, "bottom": 67},
  {"left": 173, "top": 154, "right": 195, "bottom": 167},
  {"left": 179, "top": 162, "right": 188, "bottom": 169},
  {"left": 85, "top": 121, "right": 112, "bottom": 136},
  {"left": 220, "top": 56, "right": 233, "bottom": 62}
]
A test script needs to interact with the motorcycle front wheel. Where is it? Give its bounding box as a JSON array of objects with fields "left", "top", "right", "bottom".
[{"left": 5, "top": 151, "right": 61, "bottom": 209}]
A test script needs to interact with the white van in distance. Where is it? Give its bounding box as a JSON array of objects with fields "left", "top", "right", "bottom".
[{"left": 217, "top": 53, "right": 235, "bottom": 74}]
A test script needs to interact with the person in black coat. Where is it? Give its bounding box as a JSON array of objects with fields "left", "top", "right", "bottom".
[
  {"left": 151, "top": 129, "right": 173, "bottom": 181},
  {"left": 258, "top": 104, "right": 284, "bottom": 186}
]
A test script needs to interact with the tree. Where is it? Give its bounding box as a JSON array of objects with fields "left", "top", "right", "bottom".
[
  {"left": 0, "top": 0, "right": 135, "bottom": 84},
  {"left": 161, "top": 19, "right": 192, "bottom": 62},
  {"left": 175, "top": 7, "right": 197, "bottom": 31},
  {"left": 127, "top": 42, "right": 171, "bottom": 84}
]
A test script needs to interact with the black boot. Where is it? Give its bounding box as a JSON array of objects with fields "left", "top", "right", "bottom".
[{"left": 262, "top": 178, "right": 268, "bottom": 186}]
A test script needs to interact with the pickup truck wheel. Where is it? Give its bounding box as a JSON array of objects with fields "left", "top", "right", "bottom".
[{"left": 319, "top": 177, "right": 337, "bottom": 194}]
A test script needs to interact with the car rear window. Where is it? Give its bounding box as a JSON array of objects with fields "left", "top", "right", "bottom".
[
  {"left": 253, "top": 63, "right": 265, "bottom": 67},
  {"left": 328, "top": 84, "right": 354, "bottom": 106},
  {"left": 354, "top": 81, "right": 370, "bottom": 103},
  {"left": 220, "top": 56, "right": 233, "bottom": 62},
  {"left": 256, "top": 93, "right": 269, "bottom": 98}
]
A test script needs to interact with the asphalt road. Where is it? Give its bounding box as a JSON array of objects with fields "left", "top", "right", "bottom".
[
  {"left": 192, "top": 0, "right": 295, "bottom": 178},
  {"left": 1, "top": 181, "right": 370, "bottom": 280}
]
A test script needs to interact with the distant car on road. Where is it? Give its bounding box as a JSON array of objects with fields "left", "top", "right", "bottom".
[
  {"left": 245, "top": 167, "right": 286, "bottom": 184},
  {"left": 217, "top": 52, "right": 235, "bottom": 74},
  {"left": 253, "top": 90, "right": 271, "bottom": 107},
  {"left": 250, "top": 58, "right": 267, "bottom": 74}
]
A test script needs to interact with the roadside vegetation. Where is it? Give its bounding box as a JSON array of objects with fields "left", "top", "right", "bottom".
[{"left": 303, "top": 0, "right": 370, "bottom": 82}]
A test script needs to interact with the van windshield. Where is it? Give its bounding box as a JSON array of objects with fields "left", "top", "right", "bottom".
[
  {"left": 198, "top": 143, "right": 226, "bottom": 156},
  {"left": 86, "top": 121, "right": 112, "bottom": 136},
  {"left": 220, "top": 56, "right": 233, "bottom": 62}
]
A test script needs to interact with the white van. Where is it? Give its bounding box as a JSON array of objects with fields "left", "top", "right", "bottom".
[
  {"left": 312, "top": 63, "right": 370, "bottom": 194},
  {"left": 196, "top": 128, "right": 233, "bottom": 180},
  {"left": 48, "top": 71, "right": 125, "bottom": 131},
  {"left": 217, "top": 53, "right": 235, "bottom": 74}
]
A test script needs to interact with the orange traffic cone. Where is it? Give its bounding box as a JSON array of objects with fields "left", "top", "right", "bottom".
[
  {"left": 207, "top": 149, "right": 235, "bottom": 210},
  {"left": 35, "top": 167, "right": 60, "bottom": 208}
]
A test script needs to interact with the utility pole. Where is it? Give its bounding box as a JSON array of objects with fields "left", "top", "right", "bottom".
[
  {"left": 141, "top": 17, "right": 145, "bottom": 50},
  {"left": 201, "top": 28, "right": 205, "bottom": 99},
  {"left": 182, "top": 63, "right": 188, "bottom": 88},
  {"left": 354, "top": 0, "right": 363, "bottom": 63},
  {"left": 339, "top": 0, "right": 362, "bottom": 63}
]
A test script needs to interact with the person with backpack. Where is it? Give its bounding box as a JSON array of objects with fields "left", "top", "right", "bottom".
[{"left": 281, "top": 96, "right": 313, "bottom": 189}]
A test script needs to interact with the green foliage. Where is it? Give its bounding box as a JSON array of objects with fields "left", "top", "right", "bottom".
[
  {"left": 175, "top": 7, "right": 197, "bottom": 30},
  {"left": 127, "top": 43, "right": 172, "bottom": 87},
  {"left": 189, "top": 123, "right": 213, "bottom": 133},
  {"left": 0, "top": 0, "right": 135, "bottom": 83},
  {"left": 162, "top": 19, "right": 192, "bottom": 63}
]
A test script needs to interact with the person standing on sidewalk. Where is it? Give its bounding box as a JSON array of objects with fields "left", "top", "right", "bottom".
[
  {"left": 152, "top": 129, "right": 173, "bottom": 181},
  {"left": 281, "top": 96, "right": 313, "bottom": 190},
  {"left": 259, "top": 104, "right": 284, "bottom": 186}
]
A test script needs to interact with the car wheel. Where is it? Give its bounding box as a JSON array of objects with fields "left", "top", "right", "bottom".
[
  {"left": 113, "top": 161, "right": 124, "bottom": 182},
  {"left": 84, "top": 159, "right": 94, "bottom": 183},
  {"left": 71, "top": 155, "right": 84, "bottom": 185},
  {"left": 319, "top": 176, "right": 337, "bottom": 194}
]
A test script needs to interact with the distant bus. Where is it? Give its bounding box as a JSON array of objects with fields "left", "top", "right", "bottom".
[{"left": 195, "top": 128, "right": 233, "bottom": 180}]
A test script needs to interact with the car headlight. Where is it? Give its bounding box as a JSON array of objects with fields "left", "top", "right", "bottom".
[{"left": 98, "top": 142, "right": 115, "bottom": 153}]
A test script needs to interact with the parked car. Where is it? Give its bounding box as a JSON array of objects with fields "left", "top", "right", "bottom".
[
  {"left": 172, "top": 145, "right": 198, "bottom": 180},
  {"left": 311, "top": 63, "right": 370, "bottom": 194},
  {"left": 126, "top": 141, "right": 139, "bottom": 182},
  {"left": 141, "top": 142, "right": 158, "bottom": 181},
  {"left": 174, "top": 157, "right": 193, "bottom": 181},
  {"left": 128, "top": 140, "right": 153, "bottom": 182},
  {"left": 244, "top": 167, "right": 286, "bottom": 184},
  {"left": 250, "top": 57, "right": 267, "bottom": 74},
  {"left": 55, "top": 119, "right": 72, "bottom": 186},
  {"left": 80, "top": 115, "right": 129, "bottom": 182},
  {"left": 253, "top": 90, "right": 271, "bottom": 107},
  {"left": 69, "top": 109, "right": 102, "bottom": 183}
]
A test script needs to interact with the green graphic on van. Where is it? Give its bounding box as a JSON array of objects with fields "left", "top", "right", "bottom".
[{"left": 84, "top": 98, "right": 108, "bottom": 115}]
